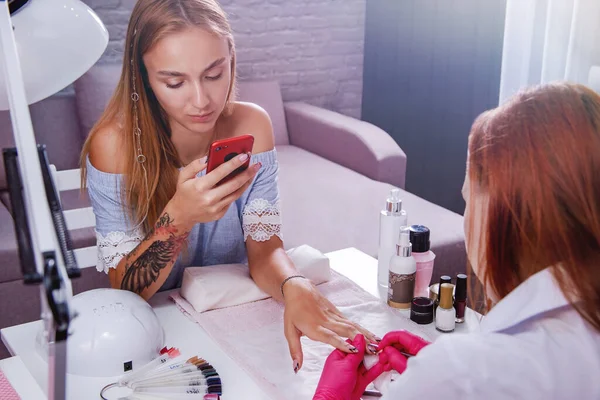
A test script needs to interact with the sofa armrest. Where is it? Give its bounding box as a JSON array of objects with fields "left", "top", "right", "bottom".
[{"left": 284, "top": 102, "right": 407, "bottom": 188}]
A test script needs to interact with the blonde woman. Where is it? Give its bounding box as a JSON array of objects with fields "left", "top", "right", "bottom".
[{"left": 80, "top": 0, "right": 378, "bottom": 373}]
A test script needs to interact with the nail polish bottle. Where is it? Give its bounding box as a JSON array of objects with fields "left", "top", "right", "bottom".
[
  {"left": 435, "top": 283, "right": 456, "bottom": 333},
  {"left": 454, "top": 273, "right": 467, "bottom": 323},
  {"left": 432, "top": 275, "right": 452, "bottom": 313},
  {"left": 409, "top": 225, "right": 436, "bottom": 297}
]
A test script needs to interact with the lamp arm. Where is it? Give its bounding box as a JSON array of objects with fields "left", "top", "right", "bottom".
[
  {"left": 0, "top": 2, "right": 55, "bottom": 270},
  {"left": 0, "top": 2, "right": 75, "bottom": 399}
]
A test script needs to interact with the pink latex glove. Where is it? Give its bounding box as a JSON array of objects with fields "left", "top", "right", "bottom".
[
  {"left": 376, "top": 330, "right": 431, "bottom": 373},
  {"left": 313, "top": 334, "right": 387, "bottom": 400}
]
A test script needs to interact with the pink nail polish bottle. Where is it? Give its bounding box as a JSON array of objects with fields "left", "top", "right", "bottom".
[{"left": 409, "top": 225, "right": 436, "bottom": 298}]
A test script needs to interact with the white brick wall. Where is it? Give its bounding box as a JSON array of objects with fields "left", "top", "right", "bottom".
[{"left": 83, "top": 0, "right": 365, "bottom": 118}]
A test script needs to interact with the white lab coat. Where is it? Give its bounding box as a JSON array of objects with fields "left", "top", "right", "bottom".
[{"left": 385, "top": 268, "right": 600, "bottom": 399}]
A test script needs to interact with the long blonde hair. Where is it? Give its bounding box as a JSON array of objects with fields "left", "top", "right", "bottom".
[{"left": 80, "top": 0, "right": 237, "bottom": 233}]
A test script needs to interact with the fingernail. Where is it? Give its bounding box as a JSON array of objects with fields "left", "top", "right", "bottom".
[
  {"left": 254, "top": 162, "right": 262, "bottom": 171},
  {"left": 238, "top": 153, "right": 249, "bottom": 162},
  {"left": 293, "top": 360, "right": 300, "bottom": 374},
  {"left": 368, "top": 344, "right": 378, "bottom": 354},
  {"left": 349, "top": 346, "right": 358, "bottom": 353},
  {"left": 374, "top": 336, "right": 382, "bottom": 343}
]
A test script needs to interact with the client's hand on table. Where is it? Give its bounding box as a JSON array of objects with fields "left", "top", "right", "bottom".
[
  {"left": 313, "top": 335, "right": 386, "bottom": 400},
  {"left": 375, "top": 330, "right": 431, "bottom": 373},
  {"left": 282, "top": 278, "right": 380, "bottom": 372}
]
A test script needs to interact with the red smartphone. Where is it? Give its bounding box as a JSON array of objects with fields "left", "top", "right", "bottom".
[{"left": 206, "top": 134, "right": 255, "bottom": 183}]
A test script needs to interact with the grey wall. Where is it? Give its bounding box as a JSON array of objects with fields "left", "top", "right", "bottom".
[
  {"left": 362, "top": 0, "right": 507, "bottom": 214},
  {"left": 83, "top": 0, "right": 366, "bottom": 118}
]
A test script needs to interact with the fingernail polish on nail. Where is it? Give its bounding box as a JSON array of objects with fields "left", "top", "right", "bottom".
[
  {"left": 350, "top": 347, "right": 358, "bottom": 353},
  {"left": 293, "top": 360, "right": 300, "bottom": 374},
  {"left": 254, "top": 162, "right": 262, "bottom": 170},
  {"left": 238, "top": 153, "right": 249, "bottom": 162}
]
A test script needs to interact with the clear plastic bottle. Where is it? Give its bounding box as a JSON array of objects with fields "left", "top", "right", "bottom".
[{"left": 377, "top": 189, "right": 408, "bottom": 287}]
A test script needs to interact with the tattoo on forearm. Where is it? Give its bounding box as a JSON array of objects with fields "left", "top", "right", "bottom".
[
  {"left": 121, "top": 212, "right": 187, "bottom": 293},
  {"left": 120, "top": 239, "right": 182, "bottom": 293}
]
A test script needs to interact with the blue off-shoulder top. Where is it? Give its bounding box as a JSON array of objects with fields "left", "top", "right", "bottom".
[{"left": 86, "top": 149, "right": 282, "bottom": 291}]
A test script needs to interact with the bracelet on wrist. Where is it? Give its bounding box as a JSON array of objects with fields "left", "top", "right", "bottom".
[{"left": 280, "top": 275, "right": 306, "bottom": 297}]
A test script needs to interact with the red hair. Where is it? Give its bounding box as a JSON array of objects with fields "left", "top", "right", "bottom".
[{"left": 467, "top": 82, "right": 600, "bottom": 332}]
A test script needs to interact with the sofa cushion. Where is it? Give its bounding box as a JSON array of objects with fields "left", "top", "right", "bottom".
[
  {"left": 277, "top": 145, "right": 467, "bottom": 280},
  {"left": 236, "top": 80, "right": 289, "bottom": 145},
  {"left": 0, "top": 94, "right": 83, "bottom": 191},
  {"left": 0, "top": 204, "right": 20, "bottom": 282},
  {"left": 74, "top": 64, "right": 121, "bottom": 139},
  {"left": 1, "top": 187, "right": 92, "bottom": 213},
  {"left": 74, "top": 65, "right": 289, "bottom": 144},
  {"left": 60, "top": 189, "right": 96, "bottom": 249},
  {"left": 61, "top": 188, "right": 92, "bottom": 211},
  {"left": 0, "top": 191, "right": 9, "bottom": 212}
]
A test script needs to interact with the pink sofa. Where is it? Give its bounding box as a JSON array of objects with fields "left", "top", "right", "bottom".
[{"left": 0, "top": 65, "right": 466, "bottom": 359}]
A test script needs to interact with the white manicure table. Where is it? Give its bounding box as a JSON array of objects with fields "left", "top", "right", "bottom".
[{"left": 1, "top": 247, "right": 481, "bottom": 399}]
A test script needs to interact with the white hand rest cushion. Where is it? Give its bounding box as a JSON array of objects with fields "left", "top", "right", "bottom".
[{"left": 180, "top": 244, "right": 331, "bottom": 313}]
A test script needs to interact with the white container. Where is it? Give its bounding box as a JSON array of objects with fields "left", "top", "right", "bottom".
[
  {"left": 377, "top": 189, "right": 408, "bottom": 287},
  {"left": 387, "top": 229, "right": 416, "bottom": 309},
  {"left": 435, "top": 283, "right": 456, "bottom": 332}
]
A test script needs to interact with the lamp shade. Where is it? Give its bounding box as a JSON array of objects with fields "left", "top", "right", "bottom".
[{"left": 0, "top": 0, "right": 109, "bottom": 110}]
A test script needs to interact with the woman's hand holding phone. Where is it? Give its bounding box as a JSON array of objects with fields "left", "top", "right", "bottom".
[{"left": 165, "top": 152, "right": 260, "bottom": 231}]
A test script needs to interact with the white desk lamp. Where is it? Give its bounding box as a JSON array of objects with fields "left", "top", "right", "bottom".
[{"left": 0, "top": 0, "right": 108, "bottom": 399}]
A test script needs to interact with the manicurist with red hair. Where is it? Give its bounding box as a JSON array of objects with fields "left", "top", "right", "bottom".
[{"left": 313, "top": 82, "right": 600, "bottom": 400}]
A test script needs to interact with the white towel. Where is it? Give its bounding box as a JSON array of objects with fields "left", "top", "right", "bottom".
[
  {"left": 180, "top": 245, "right": 331, "bottom": 313},
  {"left": 171, "top": 270, "right": 434, "bottom": 399}
]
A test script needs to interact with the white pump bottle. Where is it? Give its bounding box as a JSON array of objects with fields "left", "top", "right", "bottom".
[{"left": 377, "top": 189, "right": 408, "bottom": 287}]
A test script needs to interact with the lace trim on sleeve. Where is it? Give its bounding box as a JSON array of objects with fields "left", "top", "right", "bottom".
[
  {"left": 96, "top": 229, "right": 145, "bottom": 274},
  {"left": 242, "top": 198, "right": 283, "bottom": 242}
]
